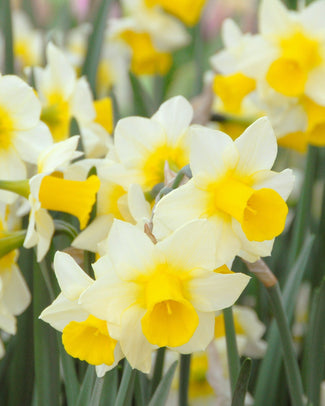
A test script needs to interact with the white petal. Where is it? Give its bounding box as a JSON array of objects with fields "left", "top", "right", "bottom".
[
  {"left": 128, "top": 184, "right": 151, "bottom": 222},
  {"left": 157, "top": 219, "right": 218, "bottom": 271},
  {"left": 188, "top": 270, "right": 250, "bottom": 312},
  {"left": 13, "top": 122, "right": 53, "bottom": 164},
  {"left": 222, "top": 19, "right": 242, "bottom": 48},
  {"left": 252, "top": 168, "right": 295, "bottom": 200},
  {"left": 234, "top": 117, "right": 277, "bottom": 175},
  {"left": 190, "top": 125, "right": 235, "bottom": 179},
  {"left": 79, "top": 267, "right": 139, "bottom": 325},
  {"left": 259, "top": 0, "right": 291, "bottom": 36},
  {"left": 34, "top": 208, "right": 55, "bottom": 262},
  {"left": 151, "top": 96, "right": 193, "bottom": 144},
  {"left": 0, "top": 303, "right": 16, "bottom": 334},
  {"left": 114, "top": 117, "right": 165, "bottom": 166},
  {"left": 301, "top": 0, "right": 325, "bottom": 33},
  {"left": 0, "top": 75, "right": 41, "bottom": 129},
  {"left": 70, "top": 77, "right": 96, "bottom": 123},
  {"left": 1, "top": 265, "right": 31, "bottom": 315},
  {"left": 95, "top": 343, "right": 124, "bottom": 377},
  {"left": 105, "top": 220, "right": 161, "bottom": 280},
  {"left": 119, "top": 305, "right": 155, "bottom": 373},
  {"left": 173, "top": 312, "right": 214, "bottom": 354},
  {"left": 54, "top": 251, "right": 93, "bottom": 301},
  {"left": 152, "top": 180, "right": 208, "bottom": 240},
  {"left": 305, "top": 67, "right": 325, "bottom": 106},
  {"left": 39, "top": 293, "right": 88, "bottom": 332},
  {"left": 0, "top": 148, "right": 26, "bottom": 203},
  {"left": 72, "top": 215, "right": 113, "bottom": 253}
]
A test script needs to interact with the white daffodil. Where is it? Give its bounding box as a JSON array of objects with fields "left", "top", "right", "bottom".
[
  {"left": 35, "top": 43, "right": 112, "bottom": 157},
  {"left": 79, "top": 220, "right": 250, "bottom": 373},
  {"left": 39, "top": 251, "right": 123, "bottom": 377},
  {"left": 21, "top": 136, "right": 99, "bottom": 262},
  {"left": 0, "top": 74, "right": 52, "bottom": 204},
  {"left": 0, "top": 213, "right": 31, "bottom": 358},
  {"left": 153, "top": 117, "right": 294, "bottom": 265},
  {"left": 12, "top": 10, "right": 42, "bottom": 72},
  {"left": 113, "top": 96, "right": 192, "bottom": 191},
  {"left": 72, "top": 160, "right": 151, "bottom": 254}
]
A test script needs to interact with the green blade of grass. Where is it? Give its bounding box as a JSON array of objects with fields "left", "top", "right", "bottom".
[
  {"left": 149, "top": 361, "right": 178, "bottom": 406},
  {"left": 1, "top": 0, "right": 14, "bottom": 74},
  {"left": 231, "top": 358, "right": 252, "bottom": 406}
]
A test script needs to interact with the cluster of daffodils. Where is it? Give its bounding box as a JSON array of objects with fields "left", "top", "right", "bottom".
[
  {"left": 210, "top": 0, "right": 325, "bottom": 152},
  {"left": 31, "top": 95, "right": 292, "bottom": 374}
]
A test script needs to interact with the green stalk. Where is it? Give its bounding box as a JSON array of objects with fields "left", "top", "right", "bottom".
[
  {"left": 267, "top": 284, "right": 304, "bottom": 406},
  {"left": 115, "top": 361, "right": 136, "bottom": 406},
  {"left": 223, "top": 307, "right": 240, "bottom": 394},
  {"left": 2, "top": 0, "right": 14, "bottom": 74},
  {"left": 178, "top": 354, "right": 191, "bottom": 406},
  {"left": 0, "top": 179, "right": 30, "bottom": 198},
  {"left": 287, "top": 145, "right": 318, "bottom": 267},
  {"left": 150, "top": 347, "right": 166, "bottom": 396},
  {"left": 0, "top": 230, "right": 26, "bottom": 259}
]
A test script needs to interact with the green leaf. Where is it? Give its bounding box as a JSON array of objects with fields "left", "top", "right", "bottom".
[
  {"left": 99, "top": 367, "right": 118, "bottom": 406},
  {"left": 114, "top": 361, "right": 136, "bottom": 406},
  {"left": 303, "top": 279, "right": 325, "bottom": 405},
  {"left": 129, "top": 73, "right": 154, "bottom": 117},
  {"left": 1, "top": 0, "right": 14, "bottom": 74},
  {"left": 75, "top": 364, "right": 96, "bottom": 406},
  {"left": 57, "top": 337, "right": 80, "bottom": 406},
  {"left": 254, "top": 235, "right": 315, "bottom": 406},
  {"left": 33, "top": 256, "right": 60, "bottom": 406},
  {"left": 150, "top": 347, "right": 166, "bottom": 396},
  {"left": 231, "top": 358, "right": 252, "bottom": 406},
  {"left": 82, "top": 0, "right": 112, "bottom": 95},
  {"left": 148, "top": 361, "right": 178, "bottom": 406}
]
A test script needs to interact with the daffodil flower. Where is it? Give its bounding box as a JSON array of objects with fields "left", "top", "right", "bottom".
[
  {"left": 153, "top": 117, "right": 294, "bottom": 265},
  {"left": 39, "top": 251, "right": 123, "bottom": 377},
  {"left": 79, "top": 220, "right": 250, "bottom": 372}
]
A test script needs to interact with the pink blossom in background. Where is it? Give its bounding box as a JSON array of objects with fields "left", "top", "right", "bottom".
[
  {"left": 70, "top": 0, "right": 91, "bottom": 21},
  {"left": 201, "top": 0, "right": 257, "bottom": 41}
]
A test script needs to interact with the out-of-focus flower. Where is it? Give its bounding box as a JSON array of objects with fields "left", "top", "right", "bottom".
[
  {"left": 0, "top": 74, "right": 52, "bottom": 204},
  {"left": 144, "top": 0, "right": 208, "bottom": 26},
  {"left": 0, "top": 206, "right": 31, "bottom": 358},
  {"left": 12, "top": 10, "right": 43, "bottom": 72},
  {"left": 79, "top": 219, "right": 250, "bottom": 372},
  {"left": 292, "top": 282, "right": 311, "bottom": 351},
  {"left": 113, "top": 96, "right": 192, "bottom": 191},
  {"left": 35, "top": 43, "right": 112, "bottom": 157},
  {"left": 40, "top": 251, "right": 124, "bottom": 377},
  {"left": 109, "top": 0, "right": 190, "bottom": 75},
  {"left": 153, "top": 117, "right": 294, "bottom": 265}
]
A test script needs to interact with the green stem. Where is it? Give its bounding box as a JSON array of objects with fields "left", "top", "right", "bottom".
[
  {"left": 54, "top": 219, "right": 78, "bottom": 240},
  {"left": 0, "top": 180, "right": 30, "bottom": 198},
  {"left": 267, "top": 284, "right": 304, "bottom": 406},
  {"left": 287, "top": 145, "right": 318, "bottom": 267},
  {"left": 150, "top": 347, "right": 166, "bottom": 396},
  {"left": 223, "top": 307, "right": 240, "bottom": 394},
  {"left": 115, "top": 361, "right": 136, "bottom": 406},
  {"left": 0, "top": 230, "right": 26, "bottom": 258},
  {"left": 178, "top": 354, "right": 191, "bottom": 406},
  {"left": 210, "top": 113, "right": 257, "bottom": 127},
  {"left": 2, "top": 0, "right": 14, "bottom": 74}
]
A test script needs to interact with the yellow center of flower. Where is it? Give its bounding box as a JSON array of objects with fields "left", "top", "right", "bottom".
[
  {"left": 214, "top": 312, "right": 245, "bottom": 338},
  {"left": 141, "top": 144, "right": 189, "bottom": 190},
  {"left": 14, "top": 40, "right": 37, "bottom": 68},
  {"left": 213, "top": 73, "right": 256, "bottom": 114},
  {"left": 40, "top": 93, "right": 70, "bottom": 142},
  {"left": 97, "top": 182, "right": 129, "bottom": 220},
  {"left": 141, "top": 268, "right": 199, "bottom": 347},
  {"left": 120, "top": 30, "right": 172, "bottom": 75},
  {"left": 266, "top": 29, "right": 322, "bottom": 97},
  {"left": 62, "top": 315, "right": 117, "bottom": 365},
  {"left": 145, "top": 0, "right": 206, "bottom": 26},
  {"left": 206, "top": 174, "right": 288, "bottom": 241},
  {"left": 0, "top": 106, "right": 14, "bottom": 151},
  {"left": 96, "top": 60, "right": 116, "bottom": 95},
  {"left": 94, "top": 98, "right": 114, "bottom": 134},
  {"left": 0, "top": 249, "right": 17, "bottom": 273},
  {"left": 38, "top": 175, "right": 100, "bottom": 229}
]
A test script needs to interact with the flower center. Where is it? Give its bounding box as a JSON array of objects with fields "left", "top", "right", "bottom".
[
  {"left": 141, "top": 144, "right": 188, "bottom": 190},
  {"left": 141, "top": 269, "right": 198, "bottom": 347},
  {"left": 62, "top": 315, "right": 117, "bottom": 365},
  {"left": 40, "top": 93, "right": 70, "bottom": 142},
  {"left": 207, "top": 175, "right": 288, "bottom": 241},
  {"left": 0, "top": 105, "right": 14, "bottom": 151},
  {"left": 266, "top": 29, "right": 322, "bottom": 97}
]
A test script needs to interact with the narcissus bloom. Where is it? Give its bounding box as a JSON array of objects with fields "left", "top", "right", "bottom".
[
  {"left": 153, "top": 117, "right": 294, "bottom": 265},
  {"left": 0, "top": 74, "right": 52, "bottom": 203},
  {"left": 39, "top": 252, "right": 123, "bottom": 377},
  {"left": 114, "top": 96, "right": 192, "bottom": 191},
  {"left": 80, "top": 220, "right": 250, "bottom": 372}
]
